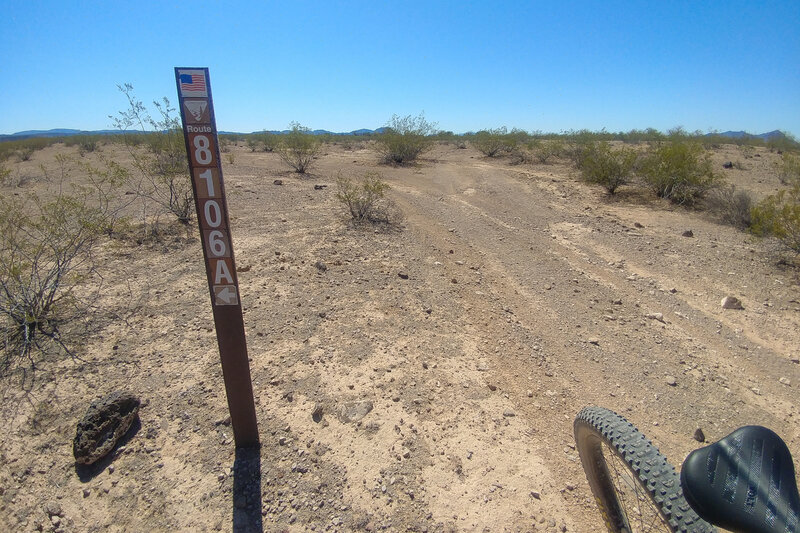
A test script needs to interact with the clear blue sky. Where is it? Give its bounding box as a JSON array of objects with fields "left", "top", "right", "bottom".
[{"left": 2, "top": 1, "right": 799, "bottom": 136}]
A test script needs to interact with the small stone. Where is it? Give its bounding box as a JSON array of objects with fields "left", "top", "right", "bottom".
[
  {"left": 526, "top": 390, "right": 534, "bottom": 398},
  {"left": 44, "top": 502, "right": 63, "bottom": 517},
  {"left": 314, "top": 184, "right": 327, "bottom": 190},
  {"left": 530, "top": 490, "right": 541, "bottom": 500},
  {"left": 588, "top": 337, "right": 600, "bottom": 346},
  {"left": 273, "top": 179, "right": 283, "bottom": 185},
  {"left": 682, "top": 230, "right": 694, "bottom": 237},
  {"left": 502, "top": 409, "right": 516, "bottom": 417},
  {"left": 693, "top": 428, "right": 705, "bottom": 442},
  {"left": 312, "top": 403, "right": 324, "bottom": 423},
  {"left": 721, "top": 296, "right": 744, "bottom": 310},
  {"left": 634, "top": 222, "right": 644, "bottom": 228},
  {"left": 314, "top": 261, "right": 328, "bottom": 272},
  {"left": 665, "top": 375, "right": 677, "bottom": 387},
  {"left": 398, "top": 272, "right": 409, "bottom": 280},
  {"left": 477, "top": 361, "right": 489, "bottom": 371},
  {"left": 82, "top": 489, "right": 91, "bottom": 498},
  {"left": 337, "top": 400, "right": 373, "bottom": 423},
  {"left": 488, "top": 384, "right": 497, "bottom": 391},
  {"left": 50, "top": 515, "right": 61, "bottom": 527},
  {"left": 646, "top": 312, "right": 665, "bottom": 323},
  {"left": 779, "top": 377, "right": 791, "bottom": 386}
]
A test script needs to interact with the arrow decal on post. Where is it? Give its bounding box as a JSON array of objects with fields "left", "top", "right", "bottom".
[{"left": 213, "top": 285, "right": 238, "bottom": 306}]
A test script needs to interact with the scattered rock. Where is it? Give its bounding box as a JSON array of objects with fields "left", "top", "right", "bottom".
[
  {"left": 779, "top": 377, "right": 791, "bottom": 386},
  {"left": 665, "top": 375, "right": 677, "bottom": 387},
  {"left": 236, "top": 264, "right": 251, "bottom": 273},
  {"left": 312, "top": 403, "right": 324, "bottom": 423},
  {"left": 530, "top": 490, "right": 541, "bottom": 500},
  {"left": 682, "top": 230, "right": 694, "bottom": 237},
  {"left": 646, "top": 312, "right": 665, "bottom": 323},
  {"left": 693, "top": 428, "right": 705, "bottom": 442},
  {"left": 273, "top": 179, "right": 283, "bottom": 185},
  {"left": 337, "top": 401, "right": 373, "bottom": 423},
  {"left": 723, "top": 161, "right": 734, "bottom": 169},
  {"left": 588, "top": 337, "right": 600, "bottom": 346},
  {"left": 397, "top": 272, "right": 409, "bottom": 280},
  {"left": 526, "top": 390, "right": 534, "bottom": 398},
  {"left": 634, "top": 222, "right": 644, "bottom": 228},
  {"left": 488, "top": 384, "right": 497, "bottom": 391},
  {"left": 721, "top": 296, "right": 744, "bottom": 310},
  {"left": 314, "top": 261, "right": 328, "bottom": 272},
  {"left": 44, "top": 502, "right": 63, "bottom": 517},
  {"left": 502, "top": 409, "right": 516, "bottom": 417},
  {"left": 73, "top": 391, "right": 140, "bottom": 465},
  {"left": 314, "top": 184, "right": 327, "bottom": 190},
  {"left": 477, "top": 361, "right": 489, "bottom": 371},
  {"left": 82, "top": 488, "right": 91, "bottom": 498}
]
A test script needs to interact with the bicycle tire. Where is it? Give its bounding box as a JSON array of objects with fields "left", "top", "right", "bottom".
[{"left": 574, "top": 406, "right": 716, "bottom": 533}]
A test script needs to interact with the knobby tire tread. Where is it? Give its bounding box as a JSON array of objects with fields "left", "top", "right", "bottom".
[{"left": 574, "top": 406, "right": 716, "bottom": 533}]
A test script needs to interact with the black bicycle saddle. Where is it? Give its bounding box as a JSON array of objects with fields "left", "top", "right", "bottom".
[{"left": 680, "top": 425, "right": 799, "bottom": 533}]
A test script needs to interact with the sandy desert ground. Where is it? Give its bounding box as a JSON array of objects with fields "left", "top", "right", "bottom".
[{"left": 1, "top": 139, "right": 798, "bottom": 532}]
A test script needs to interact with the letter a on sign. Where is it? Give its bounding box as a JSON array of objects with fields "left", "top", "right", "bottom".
[{"left": 175, "top": 67, "right": 258, "bottom": 448}]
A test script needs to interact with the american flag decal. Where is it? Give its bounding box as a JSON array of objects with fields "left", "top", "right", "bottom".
[{"left": 179, "top": 73, "right": 206, "bottom": 92}]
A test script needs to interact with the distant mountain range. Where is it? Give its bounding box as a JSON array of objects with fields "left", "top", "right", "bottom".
[
  {"left": 0, "top": 128, "right": 791, "bottom": 142},
  {"left": 0, "top": 127, "right": 385, "bottom": 141},
  {"left": 708, "top": 130, "right": 787, "bottom": 142}
]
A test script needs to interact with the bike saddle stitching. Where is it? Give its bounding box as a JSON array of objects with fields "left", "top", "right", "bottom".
[{"left": 681, "top": 426, "right": 799, "bottom": 533}]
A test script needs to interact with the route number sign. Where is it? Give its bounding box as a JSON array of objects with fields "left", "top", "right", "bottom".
[{"left": 175, "top": 68, "right": 258, "bottom": 447}]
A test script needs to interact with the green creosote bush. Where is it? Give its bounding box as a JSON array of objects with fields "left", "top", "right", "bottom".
[
  {"left": 335, "top": 172, "right": 398, "bottom": 224},
  {"left": 473, "top": 127, "right": 512, "bottom": 157},
  {"left": 277, "top": 122, "right": 321, "bottom": 174},
  {"left": 0, "top": 191, "right": 105, "bottom": 380},
  {"left": 640, "top": 141, "right": 720, "bottom": 205},
  {"left": 578, "top": 141, "right": 638, "bottom": 195},
  {"left": 778, "top": 152, "right": 800, "bottom": 185},
  {"left": 528, "top": 138, "right": 565, "bottom": 164},
  {"left": 751, "top": 179, "right": 800, "bottom": 254},
  {"left": 375, "top": 113, "right": 437, "bottom": 164},
  {"left": 704, "top": 185, "right": 754, "bottom": 229},
  {"left": 111, "top": 83, "right": 193, "bottom": 231}
]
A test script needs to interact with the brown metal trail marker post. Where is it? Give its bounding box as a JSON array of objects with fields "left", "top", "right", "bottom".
[{"left": 174, "top": 67, "right": 259, "bottom": 447}]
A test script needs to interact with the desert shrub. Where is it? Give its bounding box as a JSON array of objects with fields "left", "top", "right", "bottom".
[
  {"left": 578, "top": 141, "right": 637, "bottom": 194},
  {"left": 111, "top": 83, "right": 193, "bottom": 230},
  {"left": 18, "top": 147, "right": 36, "bottom": 162},
  {"left": 473, "top": 128, "right": 510, "bottom": 157},
  {"left": 0, "top": 161, "right": 10, "bottom": 184},
  {"left": 766, "top": 132, "right": 800, "bottom": 153},
  {"left": 0, "top": 191, "right": 105, "bottom": 378},
  {"left": 705, "top": 185, "right": 754, "bottom": 229},
  {"left": 246, "top": 136, "right": 260, "bottom": 152},
  {"left": 277, "top": 122, "right": 321, "bottom": 174},
  {"left": 778, "top": 153, "right": 800, "bottom": 185},
  {"left": 751, "top": 181, "right": 800, "bottom": 253},
  {"left": 260, "top": 133, "right": 279, "bottom": 152},
  {"left": 65, "top": 134, "right": 102, "bottom": 155},
  {"left": 336, "top": 172, "right": 397, "bottom": 224},
  {"left": 529, "top": 139, "right": 565, "bottom": 164},
  {"left": 376, "top": 113, "right": 437, "bottom": 164},
  {"left": 640, "top": 141, "right": 719, "bottom": 204}
]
